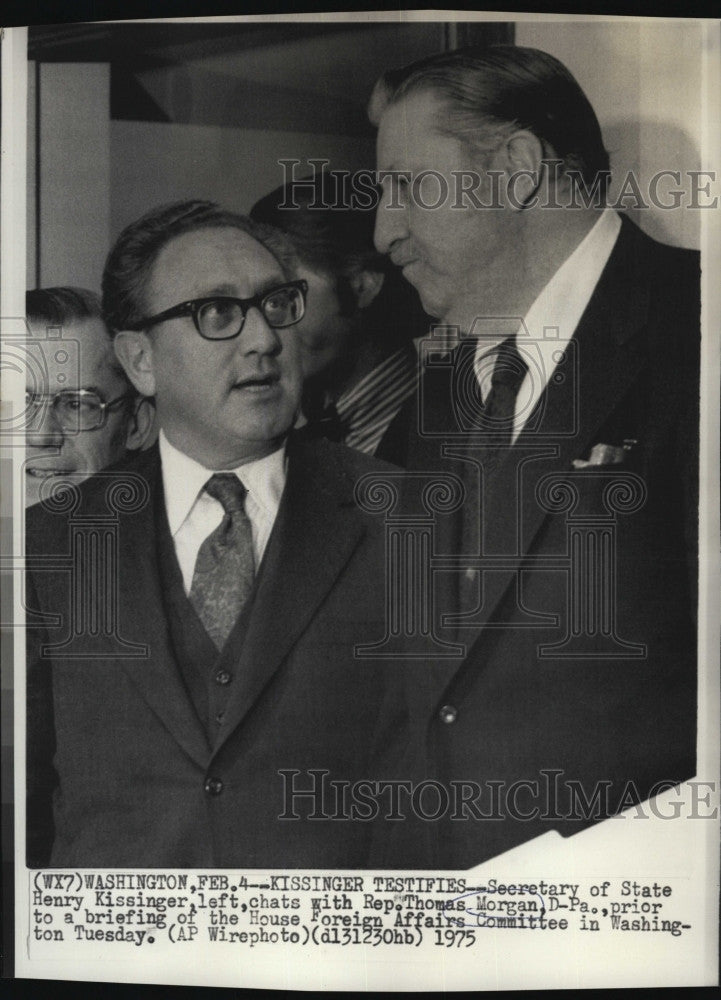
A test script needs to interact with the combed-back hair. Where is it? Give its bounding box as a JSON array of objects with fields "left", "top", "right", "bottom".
[{"left": 370, "top": 45, "right": 610, "bottom": 192}]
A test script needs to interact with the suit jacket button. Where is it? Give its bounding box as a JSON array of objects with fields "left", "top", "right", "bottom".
[
  {"left": 204, "top": 777, "right": 223, "bottom": 795},
  {"left": 215, "top": 670, "right": 232, "bottom": 686},
  {"left": 439, "top": 704, "right": 458, "bottom": 724}
]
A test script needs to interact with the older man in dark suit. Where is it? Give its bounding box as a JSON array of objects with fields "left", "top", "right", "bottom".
[
  {"left": 369, "top": 46, "right": 699, "bottom": 867},
  {"left": 26, "top": 200, "right": 404, "bottom": 868}
]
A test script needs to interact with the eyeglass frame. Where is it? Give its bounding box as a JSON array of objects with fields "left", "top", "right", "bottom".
[
  {"left": 24, "top": 387, "right": 137, "bottom": 432},
  {"left": 123, "top": 279, "right": 308, "bottom": 340}
]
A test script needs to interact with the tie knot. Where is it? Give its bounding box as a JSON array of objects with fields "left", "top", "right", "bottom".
[
  {"left": 491, "top": 336, "right": 528, "bottom": 391},
  {"left": 205, "top": 473, "right": 247, "bottom": 515}
]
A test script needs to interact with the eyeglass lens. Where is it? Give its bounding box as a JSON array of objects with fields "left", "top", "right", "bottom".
[
  {"left": 197, "top": 285, "right": 304, "bottom": 339},
  {"left": 26, "top": 391, "right": 104, "bottom": 431}
]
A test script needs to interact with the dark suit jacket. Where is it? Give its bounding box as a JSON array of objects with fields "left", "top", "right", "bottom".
[
  {"left": 26, "top": 436, "right": 405, "bottom": 868},
  {"left": 374, "top": 215, "right": 700, "bottom": 868}
]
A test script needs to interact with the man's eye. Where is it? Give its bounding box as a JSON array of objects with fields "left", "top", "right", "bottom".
[
  {"left": 61, "top": 397, "right": 98, "bottom": 413},
  {"left": 200, "top": 300, "right": 241, "bottom": 333},
  {"left": 205, "top": 300, "right": 236, "bottom": 321}
]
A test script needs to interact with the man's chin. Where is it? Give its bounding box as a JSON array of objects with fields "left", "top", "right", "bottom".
[{"left": 24, "top": 469, "right": 89, "bottom": 508}]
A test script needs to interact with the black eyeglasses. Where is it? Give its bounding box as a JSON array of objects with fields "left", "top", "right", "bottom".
[
  {"left": 126, "top": 279, "right": 308, "bottom": 341},
  {"left": 25, "top": 389, "right": 134, "bottom": 432}
]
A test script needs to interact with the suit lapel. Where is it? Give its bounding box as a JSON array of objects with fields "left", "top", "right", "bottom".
[
  {"left": 439, "top": 217, "right": 652, "bottom": 636},
  {"left": 116, "top": 447, "right": 211, "bottom": 766},
  {"left": 215, "top": 439, "right": 368, "bottom": 743}
]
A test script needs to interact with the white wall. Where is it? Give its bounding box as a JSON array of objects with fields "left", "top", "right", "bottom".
[
  {"left": 37, "top": 63, "right": 111, "bottom": 290},
  {"left": 516, "top": 19, "right": 703, "bottom": 248}
]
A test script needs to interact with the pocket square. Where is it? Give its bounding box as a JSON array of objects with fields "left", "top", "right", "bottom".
[{"left": 572, "top": 440, "right": 637, "bottom": 468}]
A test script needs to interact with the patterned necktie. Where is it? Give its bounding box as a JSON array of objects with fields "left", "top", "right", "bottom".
[
  {"left": 482, "top": 335, "right": 529, "bottom": 446},
  {"left": 188, "top": 474, "right": 255, "bottom": 651}
]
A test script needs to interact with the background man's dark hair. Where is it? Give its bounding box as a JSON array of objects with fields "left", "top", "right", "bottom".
[
  {"left": 27, "top": 286, "right": 103, "bottom": 328},
  {"left": 101, "top": 199, "right": 296, "bottom": 334},
  {"left": 250, "top": 172, "right": 427, "bottom": 349},
  {"left": 370, "top": 44, "right": 610, "bottom": 195}
]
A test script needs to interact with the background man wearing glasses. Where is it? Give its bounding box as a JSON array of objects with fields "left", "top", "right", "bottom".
[
  {"left": 24, "top": 287, "right": 154, "bottom": 508},
  {"left": 26, "top": 200, "right": 402, "bottom": 869}
]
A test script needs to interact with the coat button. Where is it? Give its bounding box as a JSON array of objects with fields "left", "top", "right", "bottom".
[
  {"left": 204, "top": 777, "right": 223, "bottom": 795},
  {"left": 439, "top": 704, "right": 458, "bottom": 724},
  {"left": 215, "top": 669, "right": 232, "bottom": 686},
  {"left": 215, "top": 711, "right": 225, "bottom": 725}
]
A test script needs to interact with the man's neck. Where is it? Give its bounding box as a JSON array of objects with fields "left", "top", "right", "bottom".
[
  {"left": 160, "top": 425, "right": 285, "bottom": 471},
  {"left": 450, "top": 207, "right": 605, "bottom": 328}
]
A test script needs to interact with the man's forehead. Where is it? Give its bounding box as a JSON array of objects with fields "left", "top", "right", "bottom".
[
  {"left": 29, "top": 317, "right": 122, "bottom": 389},
  {"left": 149, "top": 225, "right": 284, "bottom": 300},
  {"left": 377, "top": 91, "right": 452, "bottom": 160}
]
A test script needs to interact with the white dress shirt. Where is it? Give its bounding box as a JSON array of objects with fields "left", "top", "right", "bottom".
[
  {"left": 159, "top": 430, "right": 287, "bottom": 594},
  {"left": 473, "top": 208, "right": 622, "bottom": 443}
]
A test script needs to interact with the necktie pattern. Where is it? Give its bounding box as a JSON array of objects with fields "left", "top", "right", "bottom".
[
  {"left": 188, "top": 474, "right": 255, "bottom": 651},
  {"left": 482, "top": 336, "right": 529, "bottom": 446}
]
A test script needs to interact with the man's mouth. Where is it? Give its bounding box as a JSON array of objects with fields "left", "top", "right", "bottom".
[
  {"left": 233, "top": 372, "right": 281, "bottom": 392},
  {"left": 26, "top": 467, "right": 76, "bottom": 478},
  {"left": 391, "top": 254, "right": 417, "bottom": 269}
]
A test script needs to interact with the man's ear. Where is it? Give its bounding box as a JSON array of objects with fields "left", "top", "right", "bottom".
[
  {"left": 497, "top": 129, "right": 546, "bottom": 209},
  {"left": 348, "top": 269, "right": 385, "bottom": 310},
  {"left": 114, "top": 330, "right": 156, "bottom": 397},
  {"left": 125, "top": 396, "right": 157, "bottom": 452}
]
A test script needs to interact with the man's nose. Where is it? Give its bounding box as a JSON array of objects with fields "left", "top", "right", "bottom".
[
  {"left": 373, "top": 200, "right": 405, "bottom": 256},
  {"left": 238, "top": 308, "right": 282, "bottom": 355}
]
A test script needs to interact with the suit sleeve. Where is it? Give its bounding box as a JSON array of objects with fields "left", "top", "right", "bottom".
[{"left": 26, "top": 570, "right": 57, "bottom": 867}]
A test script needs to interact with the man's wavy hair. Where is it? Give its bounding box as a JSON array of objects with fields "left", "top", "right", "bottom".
[
  {"left": 369, "top": 45, "right": 611, "bottom": 196},
  {"left": 102, "top": 200, "right": 296, "bottom": 335}
]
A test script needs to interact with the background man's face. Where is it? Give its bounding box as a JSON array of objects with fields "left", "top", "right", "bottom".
[
  {"left": 292, "top": 262, "right": 356, "bottom": 384},
  {"left": 25, "top": 317, "right": 132, "bottom": 507},
  {"left": 139, "top": 226, "right": 303, "bottom": 468},
  {"left": 374, "top": 90, "right": 514, "bottom": 329}
]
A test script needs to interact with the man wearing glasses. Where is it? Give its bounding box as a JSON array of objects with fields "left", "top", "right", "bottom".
[
  {"left": 24, "top": 287, "right": 154, "bottom": 508},
  {"left": 26, "top": 200, "right": 402, "bottom": 869}
]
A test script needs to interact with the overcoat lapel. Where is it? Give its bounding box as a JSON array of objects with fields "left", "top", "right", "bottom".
[
  {"left": 116, "top": 447, "right": 211, "bottom": 766},
  {"left": 215, "top": 439, "right": 368, "bottom": 744}
]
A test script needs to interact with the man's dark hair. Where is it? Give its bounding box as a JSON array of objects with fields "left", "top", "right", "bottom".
[
  {"left": 250, "top": 172, "right": 427, "bottom": 344},
  {"left": 26, "top": 286, "right": 103, "bottom": 328},
  {"left": 101, "top": 199, "right": 296, "bottom": 334},
  {"left": 370, "top": 44, "right": 610, "bottom": 193}
]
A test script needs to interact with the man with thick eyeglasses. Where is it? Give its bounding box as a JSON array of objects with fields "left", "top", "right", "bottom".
[
  {"left": 25, "top": 200, "right": 404, "bottom": 870},
  {"left": 24, "top": 287, "right": 154, "bottom": 508}
]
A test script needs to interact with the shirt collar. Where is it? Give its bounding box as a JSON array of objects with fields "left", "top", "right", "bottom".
[
  {"left": 522, "top": 207, "right": 622, "bottom": 343},
  {"left": 159, "top": 429, "right": 287, "bottom": 537},
  {"left": 474, "top": 208, "right": 621, "bottom": 383}
]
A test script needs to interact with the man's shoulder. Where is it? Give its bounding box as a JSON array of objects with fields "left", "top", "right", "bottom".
[
  {"left": 617, "top": 213, "right": 700, "bottom": 284},
  {"left": 25, "top": 447, "right": 158, "bottom": 544},
  {"left": 288, "top": 434, "right": 400, "bottom": 478},
  {"left": 286, "top": 435, "right": 402, "bottom": 520}
]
